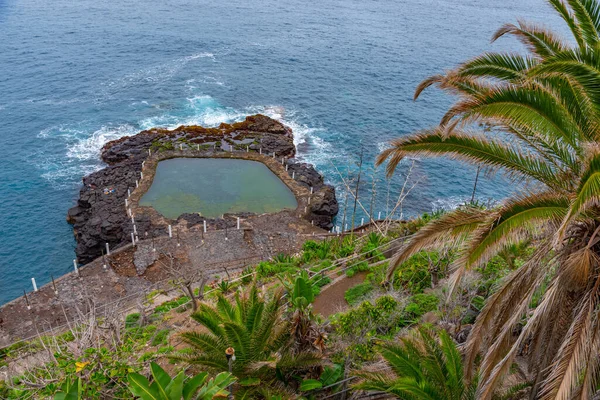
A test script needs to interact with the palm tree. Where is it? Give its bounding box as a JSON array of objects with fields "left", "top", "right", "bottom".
[
  {"left": 175, "top": 287, "right": 322, "bottom": 397},
  {"left": 377, "top": 1, "right": 600, "bottom": 398},
  {"left": 356, "top": 328, "right": 479, "bottom": 399}
]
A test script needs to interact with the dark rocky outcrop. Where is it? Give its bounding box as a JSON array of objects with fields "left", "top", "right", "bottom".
[{"left": 68, "top": 115, "right": 338, "bottom": 263}]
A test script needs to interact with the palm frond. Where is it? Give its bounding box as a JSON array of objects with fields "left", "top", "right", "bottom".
[
  {"left": 463, "top": 244, "right": 552, "bottom": 379},
  {"left": 565, "top": 0, "right": 600, "bottom": 46},
  {"left": 441, "top": 84, "right": 585, "bottom": 152},
  {"left": 477, "top": 282, "right": 560, "bottom": 400},
  {"left": 538, "top": 275, "right": 600, "bottom": 400},
  {"left": 492, "top": 20, "right": 569, "bottom": 58},
  {"left": 557, "top": 152, "right": 600, "bottom": 240},
  {"left": 455, "top": 52, "right": 537, "bottom": 81},
  {"left": 547, "top": 0, "right": 585, "bottom": 47},
  {"left": 463, "top": 192, "right": 568, "bottom": 269},
  {"left": 385, "top": 206, "right": 489, "bottom": 280},
  {"left": 376, "top": 129, "right": 564, "bottom": 190}
]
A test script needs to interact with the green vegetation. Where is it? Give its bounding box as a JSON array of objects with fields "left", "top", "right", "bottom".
[
  {"left": 356, "top": 328, "right": 478, "bottom": 399},
  {"left": 375, "top": 0, "right": 600, "bottom": 397},
  {"left": 127, "top": 362, "right": 235, "bottom": 400},
  {"left": 344, "top": 282, "right": 374, "bottom": 305},
  {"left": 7, "top": 2, "right": 600, "bottom": 397}
]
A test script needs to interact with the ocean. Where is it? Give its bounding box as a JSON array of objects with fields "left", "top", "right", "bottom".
[{"left": 0, "top": 0, "right": 565, "bottom": 304}]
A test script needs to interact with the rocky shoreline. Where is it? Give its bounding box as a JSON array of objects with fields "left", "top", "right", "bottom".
[{"left": 67, "top": 115, "right": 338, "bottom": 263}]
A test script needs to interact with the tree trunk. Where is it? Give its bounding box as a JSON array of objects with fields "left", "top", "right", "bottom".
[{"left": 185, "top": 284, "right": 198, "bottom": 312}]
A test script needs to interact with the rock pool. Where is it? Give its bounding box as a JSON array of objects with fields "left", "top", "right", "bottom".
[{"left": 139, "top": 158, "right": 298, "bottom": 219}]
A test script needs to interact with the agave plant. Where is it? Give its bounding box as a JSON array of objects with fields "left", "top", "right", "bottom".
[{"left": 377, "top": 0, "right": 600, "bottom": 398}]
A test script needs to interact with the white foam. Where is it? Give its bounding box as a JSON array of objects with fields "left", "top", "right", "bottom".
[
  {"left": 66, "top": 124, "right": 137, "bottom": 160},
  {"left": 185, "top": 52, "right": 215, "bottom": 61},
  {"left": 430, "top": 196, "right": 499, "bottom": 212},
  {"left": 430, "top": 196, "right": 467, "bottom": 212},
  {"left": 101, "top": 51, "right": 217, "bottom": 95}
]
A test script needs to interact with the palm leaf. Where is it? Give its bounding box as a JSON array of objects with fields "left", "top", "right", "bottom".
[
  {"left": 463, "top": 193, "right": 568, "bottom": 269},
  {"left": 455, "top": 52, "right": 536, "bottom": 81},
  {"left": 538, "top": 274, "right": 600, "bottom": 400},
  {"left": 547, "top": 0, "right": 585, "bottom": 47},
  {"left": 492, "top": 20, "right": 568, "bottom": 58},
  {"left": 376, "top": 129, "right": 563, "bottom": 189},
  {"left": 565, "top": 0, "right": 600, "bottom": 46},
  {"left": 385, "top": 206, "right": 489, "bottom": 280},
  {"left": 441, "top": 84, "right": 585, "bottom": 152},
  {"left": 557, "top": 152, "right": 600, "bottom": 240}
]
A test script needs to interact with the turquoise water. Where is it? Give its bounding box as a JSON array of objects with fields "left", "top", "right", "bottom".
[
  {"left": 0, "top": 0, "right": 568, "bottom": 303},
  {"left": 139, "top": 158, "right": 297, "bottom": 219}
]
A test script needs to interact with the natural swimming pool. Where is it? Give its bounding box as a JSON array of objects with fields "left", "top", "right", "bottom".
[{"left": 139, "top": 158, "right": 298, "bottom": 219}]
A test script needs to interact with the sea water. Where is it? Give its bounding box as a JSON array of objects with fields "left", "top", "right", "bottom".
[{"left": 0, "top": 0, "right": 567, "bottom": 304}]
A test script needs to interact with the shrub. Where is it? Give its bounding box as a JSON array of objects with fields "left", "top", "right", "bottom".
[
  {"left": 151, "top": 329, "right": 170, "bottom": 346},
  {"left": 344, "top": 282, "right": 374, "bottom": 305},
  {"left": 310, "top": 259, "right": 332, "bottom": 273},
  {"left": 346, "top": 261, "right": 371, "bottom": 278},
  {"left": 256, "top": 261, "right": 282, "bottom": 278},
  {"left": 331, "top": 295, "right": 401, "bottom": 360},
  {"left": 241, "top": 266, "right": 254, "bottom": 284},
  {"left": 335, "top": 237, "right": 355, "bottom": 258},
  {"left": 302, "top": 239, "right": 333, "bottom": 262},
  {"left": 125, "top": 313, "right": 141, "bottom": 328},
  {"left": 358, "top": 232, "right": 388, "bottom": 262},
  {"left": 401, "top": 293, "right": 439, "bottom": 324},
  {"left": 153, "top": 296, "right": 189, "bottom": 315}
]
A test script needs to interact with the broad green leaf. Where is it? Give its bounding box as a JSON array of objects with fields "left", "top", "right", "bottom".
[
  {"left": 182, "top": 372, "right": 208, "bottom": 400},
  {"left": 150, "top": 362, "right": 171, "bottom": 398},
  {"left": 165, "top": 371, "right": 185, "bottom": 399},
  {"left": 320, "top": 365, "right": 343, "bottom": 386},
  {"left": 127, "top": 373, "right": 161, "bottom": 400},
  {"left": 292, "top": 276, "right": 314, "bottom": 304},
  {"left": 238, "top": 377, "right": 260, "bottom": 386},
  {"left": 197, "top": 372, "right": 236, "bottom": 400},
  {"left": 300, "top": 379, "right": 323, "bottom": 391}
]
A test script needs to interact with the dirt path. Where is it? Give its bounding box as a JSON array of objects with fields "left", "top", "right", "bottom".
[{"left": 312, "top": 271, "right": 368, "bottom": 317}]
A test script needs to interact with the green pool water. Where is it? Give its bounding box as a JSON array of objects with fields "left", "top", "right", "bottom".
[{"left": 139, "top": 158, "right": 298, "bottom": 219}]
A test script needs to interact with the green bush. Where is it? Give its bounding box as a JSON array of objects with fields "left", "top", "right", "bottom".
[
  {"left": 153, "top": 296, "right": 189, "bottom": 315},
  {"left": 335, "top": 237, "right": 355, "bottom": 258},
  {"left": 241, "top": 266, "right": 254, "bottom": 284},
  {"left": 360, "top": 233, "right": 386, "bottom": 261},
  {"left": 255, "top": 261, "right": 291, "bottom": 278},
  {"left": 302, "top": 239, "right": 333, "bottom": 262},
  {"left": 125, "top": 313, "right": 141, "bottom": 328},
  {"left": 346, "top": 261, "right": 371, "bottom": 278},
  {"left": 401, "top": 293, "right": 439, "bottom": 324},
  {"left": 310, "top": 259, "right": 332, "bottom": 273},
  {"left": 344, "top": 282, "right": 374, "bottom": 305},
  {"left": 394, "top": 251, "right": 451, "bottom": 294},
  {"left": 151, "top": 329, "right": 170, "bottom": 346},
  {"left": 331, "top": 295, "right": 400, "bottom": 360}
]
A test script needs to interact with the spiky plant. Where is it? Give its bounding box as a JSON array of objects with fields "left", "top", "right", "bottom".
[
  {"left": 377, "top": 1, "right": 600, "bottom": 398},
  {"left": 355, "top": 328, "right": 479, "bottom": 400},
  {"left": 175, "top": 287, "right": 322, "bottom": 397}
]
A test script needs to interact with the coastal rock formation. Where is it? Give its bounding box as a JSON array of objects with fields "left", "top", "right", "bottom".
[{"left": 67, "top": 115, "right": 338, "bottom": 263}]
